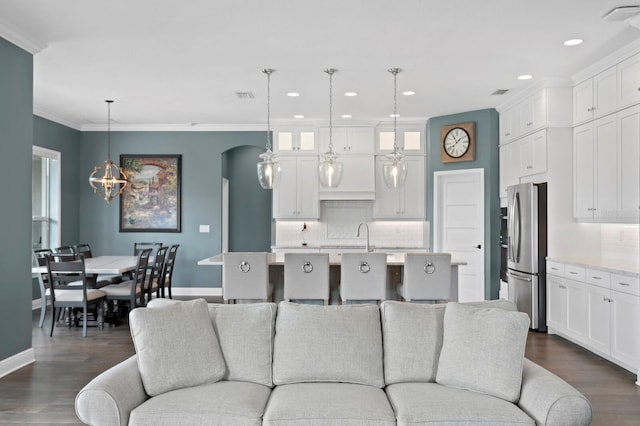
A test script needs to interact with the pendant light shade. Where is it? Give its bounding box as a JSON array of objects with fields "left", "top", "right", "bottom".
[
  {"left": 382, "top": 68, "right": 408, "bottom": 189},
  {"left": 257, "top": 68, "right": 282, "bottom": 189},
  {"left": 318, "top": 68, "right": 343, "bottom": 188},
  {"left": 88, "top": 100, "right": 129, "bottom": 203}
]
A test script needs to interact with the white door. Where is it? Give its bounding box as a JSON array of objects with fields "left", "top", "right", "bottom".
[{"left": 433, "top": 168, "right": 484, "bottom": 302}]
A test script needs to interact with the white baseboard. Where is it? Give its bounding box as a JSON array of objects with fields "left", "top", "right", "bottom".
[
  {"left": 168, "top": 287, "right": 222, "bottom": 297},
  {"left": 0, "top": 348, "right": 35, "bottom": 379}
]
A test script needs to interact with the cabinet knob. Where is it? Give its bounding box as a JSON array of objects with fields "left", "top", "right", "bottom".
[
  {"left": 527, "top": 122, "right": 533, "bottom": 126},
  {"left": 527, "top": 165, "right": 533, "bottom": 169}
]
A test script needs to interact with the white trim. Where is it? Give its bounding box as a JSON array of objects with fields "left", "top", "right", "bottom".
[
  {"left": 0, "top": 348, "right": 35, "bottom": 379},
  {"left": 495, "top": 77, "right": 573, "bottom": 113},
  {"left": 571, "top": 38, "right": 640, "bottom": 84},
  {"left": 80, "top": 123, "right": 269, "bottom": 132},
  {"left": 32, "top": 145, "right": 60, "bottom": 160},
  {"left": 34, "top": 107, "right": 82, "bottom": 130},
  {"left": 0, "top": 18, "right": 46, "bottom": 54}
]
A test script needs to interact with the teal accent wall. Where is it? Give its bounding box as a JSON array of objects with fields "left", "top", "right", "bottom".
[
  {"left": 31, "top": 116, "right": 82, "bottom": 299},
  {"left": 78, "top": 131, "right": 270, "bottom": 288},
  {"left": 426, "top": 108, "right": 500, "bottom": 300},
  {"left": 0, "top": 38, "right": 33, "bottom": 360},
  {"left": 223, "top": 145, "right": 273, "bottom": 252}
]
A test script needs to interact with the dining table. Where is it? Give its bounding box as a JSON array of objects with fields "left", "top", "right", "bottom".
[
  {"left": 198, "top": 252, "right": 465, "bottom": 303},
  {"left": 32, "top": 255, "right": 140, "bottom": 275}
]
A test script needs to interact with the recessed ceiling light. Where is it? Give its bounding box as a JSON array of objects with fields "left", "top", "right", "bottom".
[
  {"left": 517, "top": 74, "right": 533, "bottom": 80},
  {"left": 389, "top": 114, "right": 400, "bottom": 118},
  {"left": 563, "top": 39, "right": 583, "bottom": 46},
  {"left": 287, "top": 92, "right": 300, "bottom": 97},
  {"left": 341, "top": 114, "right": 352, "bottom": 118},
  {"left": 344, "top": 92, "right": 358, "bottom": 97},
  {"left": 293, "top": 114, "right": 304, "bottom": 119},
  {"left": 402, "top": 91, "right": 416, "bottom": 96}
]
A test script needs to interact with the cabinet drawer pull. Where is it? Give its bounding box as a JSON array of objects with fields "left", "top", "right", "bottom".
[
  {"left": 592, "top": 276, "right": 601, "bottom": 280},
  {"left": 618, "top": 282, "right": 631, "bottom": 287},
  {"left": 569, "top": 271, "right": 578, "bottom": 275},
  {"left": 526, "top": 165, "right": 533, "bottom": 169}
]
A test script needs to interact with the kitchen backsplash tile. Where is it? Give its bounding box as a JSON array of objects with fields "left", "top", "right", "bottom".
[{"left": 600, "top": 224, "right": 640, "bottom": 266}]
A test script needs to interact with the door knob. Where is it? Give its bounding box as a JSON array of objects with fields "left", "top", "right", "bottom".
[{"left": 475, "top": 244, "right": 482, "bottom": 249}]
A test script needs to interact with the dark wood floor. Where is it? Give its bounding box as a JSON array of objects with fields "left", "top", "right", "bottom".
[{"left": 0, "top": 304, "right": 638, "bottom": 425}]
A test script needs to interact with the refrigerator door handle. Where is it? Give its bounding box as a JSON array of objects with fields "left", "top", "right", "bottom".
[
  {"left": 513, "top": 191, "right": 521, "bottom": 263},
  {"left": 507, "top": 270, "right": 532, "bottom": 281}
]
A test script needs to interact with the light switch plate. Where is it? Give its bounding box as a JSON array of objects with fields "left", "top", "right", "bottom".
[{"left": 199, "top": 225, "right": 210, "bottom": 233}]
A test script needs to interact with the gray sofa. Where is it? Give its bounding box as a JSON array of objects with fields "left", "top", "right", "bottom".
[{"left": 75, "top": 299, "right": 592, "bottom": 426}]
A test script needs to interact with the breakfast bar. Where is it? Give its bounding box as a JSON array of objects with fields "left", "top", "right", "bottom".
[{"left": 198, "top": 252, "right": 465, "bottom": 303}]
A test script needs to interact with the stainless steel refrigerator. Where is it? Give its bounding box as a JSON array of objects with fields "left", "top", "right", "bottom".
[{"left": 507, "top": 182, "right": 547, "bottom": 331}]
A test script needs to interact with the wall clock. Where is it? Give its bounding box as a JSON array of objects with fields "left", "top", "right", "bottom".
[{"left": 440, "top": 121, "right": 475, "bottom": 163}]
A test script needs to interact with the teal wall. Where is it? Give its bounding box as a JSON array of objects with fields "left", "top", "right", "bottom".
[
  {"left": 0, "top": 38, "right": 33, "bottom": 360},
  {"left": 78, "top": 131, "right": 270, "bottom": 288},
  {"left": 223, "top": 145, "right": 273, "bottom": 252},
  {"left": 426, "top": 108, "right": 500, "bottom": 300}
]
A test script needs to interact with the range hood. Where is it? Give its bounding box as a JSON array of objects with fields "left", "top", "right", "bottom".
[{"left": 318, "top": 155, "right": 375, "bottom": 200}]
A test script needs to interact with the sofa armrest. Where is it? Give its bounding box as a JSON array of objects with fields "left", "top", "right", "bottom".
[
  {"left": 517, "top": 358, "right": 592, "bottom": 426},
  {"left": 75, "top": 355, "right": 148, "bottom": 426}
]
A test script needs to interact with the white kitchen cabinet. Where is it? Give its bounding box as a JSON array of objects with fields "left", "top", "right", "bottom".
[
  {"left": 586, "top": 284, "right": 611, "bottom": 354},
  {"left": 499, "top": 141, "right": 520, "bottom": 198},
  {"left": 546, "top": 274, "right": 567, "bottom": 331},
  {"left": 573, "top": 67, "right": 617, "bottom": 125},
  {"left": 318, "top": 155, "right": 375, "bottom": 200},
  {"left": 273, "top": 128, "right": 317, "bottom": 154},
  {"left": 377, "top": 126, "right": 424, "bottom": 154},
  {"left": 273, "top": 156, "right": 319, "bottom": 219},
  {"left": 319, "top": 127, "right": 374, "bottom": 154},
  {"left": 610, "top": 289, "right": 640, "bottom": 369},
  {"left": 617, "top": 105, "right": 640, "bottom": 219},
  {"left": 617, "top": 52, "right": 640, "bottom": 109},
  {"left": 573, "top": 115, "right": 617, "bottom": 220},
  {"left": 499, "top": 106, "right": 520, "bottom": 143},
  {"left": 373, "top": 156, "right": 425, "bottom": 219},
  {"left": 519, "top": 129, "right": 547, "bottom": 177},
  {"left": 546, "top": 273, "right": 588, "bottom": 343},
  {"left": 518, "top": 90, "right": 547, "bottom": 134}
]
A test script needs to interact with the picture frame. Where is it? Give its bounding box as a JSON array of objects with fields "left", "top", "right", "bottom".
[{"left": 119, "top": 154, "right": 182, "bottom": 232}]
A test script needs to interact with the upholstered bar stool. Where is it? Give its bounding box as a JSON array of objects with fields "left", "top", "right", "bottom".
[
  {"left": 339, "top": 253, "right": 387, "bottom": 304},
  {"left": 222, "top": 252, "right": 273, "bottom": 303},
  {"left": 284, "top": 253, "right": 330, "bottom": 305},
  {"left": 397, "top": 253, "right": 451, "bottom": 303}
]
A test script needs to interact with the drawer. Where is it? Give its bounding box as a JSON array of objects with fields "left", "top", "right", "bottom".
[
  {"left": 611, "top": 274, "right": 640, "bottom": 296},
  {"left": 564, "top": 264, "right": 585, "bottom": 281},
  {"left": 586, "top": 269, "right": 611, "bottom": 289},
  {"left": 546, "top": 261, "right": 565, "bottom": 277}
]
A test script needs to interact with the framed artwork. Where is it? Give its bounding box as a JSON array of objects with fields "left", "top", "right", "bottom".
[{"left": 119, "top": 154, "right": 182, "bottom": 232}]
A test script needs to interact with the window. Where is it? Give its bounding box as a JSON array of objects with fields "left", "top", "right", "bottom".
[{"left": 32, "top": 146, "right": 61, "bottom": 250}]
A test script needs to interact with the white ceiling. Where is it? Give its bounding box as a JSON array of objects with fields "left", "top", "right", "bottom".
[{"left": 0, "top": 0, "right": 639, "bottom": 130}]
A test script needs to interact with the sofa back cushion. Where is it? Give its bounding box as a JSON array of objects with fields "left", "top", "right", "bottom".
[
  {"left": 380, "top": 300, "right": 517, "bottom": 385},
  {"left": 272, "top": 302, "right": 384, "bottom": 387},
  {"left": 147, "top": 299, "right": 277, "bottom": 387}
]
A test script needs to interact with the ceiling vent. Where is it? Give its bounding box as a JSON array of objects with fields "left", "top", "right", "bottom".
[
  {"left": 602, "top": 5, "right": 640, "bottom": 21},
  {"left": 491, "top": 89, "right": 510, "bottom": 95},
  {"left": 235, "top": 91, "right": 255, "bottom": 99}
]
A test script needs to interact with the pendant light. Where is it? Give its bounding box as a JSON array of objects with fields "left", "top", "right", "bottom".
[
  {"left": 88, "top": 100, "right": 129, "bottom": 203},
  {"left": 318, "top": 68, "right": 343, "bottom": 188},
  {"left": 382, "top": 68, "right": 408, "bottom": 188},
  {"left": 257, "top": 68, "right": 282, "bottom": 189}
]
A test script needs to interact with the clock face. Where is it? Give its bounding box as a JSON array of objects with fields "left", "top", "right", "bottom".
[{"left": 443, "top": 127, "right": 470, "bottom": 158}]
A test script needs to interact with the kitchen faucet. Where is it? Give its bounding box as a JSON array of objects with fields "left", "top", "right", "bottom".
[{"left": 357, "top": 223, "right": 372, "bottom": 252}]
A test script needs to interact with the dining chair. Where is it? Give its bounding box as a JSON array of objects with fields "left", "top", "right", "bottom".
[
  {"left": 45, "top": 253, "right": 107, "bottom": 337},
  {"left": 55, "top": 245, "right": 76, "bottom": 254},
  {"left": 222, "top": 252, "right": 272, "bottom": 303},
  {"left": 144, "top": 246, "right": 168, "bottom": 303},
  {"left": 161, "top": 244, "right": 179, "bottom": 299},
  {"left": 397, "top": 253, "right": 452, "bottom": 303},
  {"left": 134, "top": 242, "right": 163, "bottom": 257},
  {"left": 73, "top": 243, "right": 122, "bottom": 285},
  {"left": 32, "top": 249, "right": 53, "bottom": 328},
  {"left": 339, "top": 253, "right": 388, "bottom": 304},
  {"left": 284, "top": 253, "right": 330, "bottom": 305},
  {"left": 100, "top": 248, "right": 152, "bottom": 314}
]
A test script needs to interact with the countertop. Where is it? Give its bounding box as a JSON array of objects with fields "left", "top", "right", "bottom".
[{"left": 546, "top": 257, "right": 639, "bottom": 277}]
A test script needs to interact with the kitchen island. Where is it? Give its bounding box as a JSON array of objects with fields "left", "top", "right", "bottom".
[{"left": 198, "top": 252, "right": 465, "bottom": 303}]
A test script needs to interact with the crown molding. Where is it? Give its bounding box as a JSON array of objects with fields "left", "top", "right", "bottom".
[
  {"left": 33, "top": 106, "right": 82, "bottom": 130},
  {"left": 495, "top": 77, "right": 573, "bottom": 112},
  {"left": 0, "top": 18, "right": 46, "bottom": 54},
  {"left": 571, "top": 38, "right": 640, "bottom": 84},
  {"left": 80, "top": 123, "right": 268, "bottom": 132}
]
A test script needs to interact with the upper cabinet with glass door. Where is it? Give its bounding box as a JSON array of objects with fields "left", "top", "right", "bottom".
[
  {"left": 376, "top": 125, "right": 424, "bottom": 154},
  {"left": 273, "top": 128, "right": 318, "bottom": 154}
]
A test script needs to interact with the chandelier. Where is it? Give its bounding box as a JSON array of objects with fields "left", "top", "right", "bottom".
[
  {"left": 318, "top": 68, "right": 343, "bottom": 188},
  {"left": 382, "top": 68, "right": 408, "bottom": 188},
  {"left": 88, "top": 100, "right": 129, "bottom": 203},
  {"left": 257, "top": 68, "right": 282, "bottom": 189}
]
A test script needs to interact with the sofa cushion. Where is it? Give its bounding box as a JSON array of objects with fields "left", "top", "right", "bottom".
[
  {"left": 436, "top": 302, "right": 530, "bottom": 403},
  {"left": 263, "top": 383, "right": 396, "bottom": 426},
  {"left": 272, "top": 302, "right": 384, "bottom": 387},
  {"left": 129, "top": 298, "right": 226, "bottom": 397},
  {"left": 386, "top": 382, "right": 534, "bottom": 425},
  {"left": 147, "top": 299, "right": 277, "bottom": 387},
  {"left": 380, "top": 300, "right": 518, "bottom": 385},
  {"left": 129, "top": 381, "right": 271, "bottom": 426}
]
